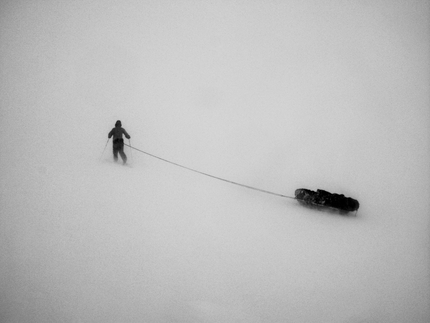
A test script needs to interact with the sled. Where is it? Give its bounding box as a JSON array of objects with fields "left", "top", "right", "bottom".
[{"left": 295, "top": 188, "right": 359, "bottom": 214}]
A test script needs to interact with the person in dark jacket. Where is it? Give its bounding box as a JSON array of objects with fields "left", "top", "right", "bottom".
[{"left": 108, "top": 120, "right": 131, "bottom": 164}]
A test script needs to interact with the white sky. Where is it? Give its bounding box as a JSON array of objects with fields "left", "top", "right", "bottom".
[{"left": 1, "top": 1, "right": 429, "bottom": 322}]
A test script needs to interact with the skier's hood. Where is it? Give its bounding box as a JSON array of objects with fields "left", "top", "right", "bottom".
[{"left": 115, "top": 120, "right": 122, "bottom": 127}]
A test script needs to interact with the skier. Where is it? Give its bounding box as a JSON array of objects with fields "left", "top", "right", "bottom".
[{"left": 108, "top": 120, "right": 131, "bottom": 164}]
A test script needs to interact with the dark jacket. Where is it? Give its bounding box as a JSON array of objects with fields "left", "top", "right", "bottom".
[{"left": 108, "top": 126, "right": 131, "bottom": 140}]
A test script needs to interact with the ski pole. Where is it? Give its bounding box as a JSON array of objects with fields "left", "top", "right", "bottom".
[
  {"left": 129, "top": 139, "right": 133, "bottom": 163},
  {"left": 99, "top": 138, "right": 110, "bottom": 161}
]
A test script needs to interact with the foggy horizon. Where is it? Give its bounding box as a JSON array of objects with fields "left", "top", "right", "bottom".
[{"left": 1, "top": 1, "right": 429, "bottom": 322}]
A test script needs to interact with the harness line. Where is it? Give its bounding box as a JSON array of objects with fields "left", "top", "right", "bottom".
[{"left": 124, "top": 143, "right": 296, "bottom": 200}]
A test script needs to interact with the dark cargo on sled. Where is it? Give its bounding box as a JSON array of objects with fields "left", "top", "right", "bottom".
[{"left": 295, "top": 188, "right": 359, "bottom": 213}]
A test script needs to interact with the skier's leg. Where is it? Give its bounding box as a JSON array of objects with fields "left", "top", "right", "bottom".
[
  {"left": 113, "top": 146, "right": 119, "bottom": 162},
  {"left": 119, "top": 144, "right": 127, "bottom": 164}
]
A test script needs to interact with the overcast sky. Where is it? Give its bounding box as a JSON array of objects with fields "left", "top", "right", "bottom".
[{"left": 1, "top": 1, "right": 429, "bottom": 322}]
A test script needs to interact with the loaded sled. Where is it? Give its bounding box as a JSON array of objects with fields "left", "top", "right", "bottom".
[{"left": 295, "top": 188, "right": 359, "bottom": 214}]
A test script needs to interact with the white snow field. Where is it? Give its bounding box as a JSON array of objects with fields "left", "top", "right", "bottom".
[{"left": 1, "top": 1, "right": 429, "bottom": 322}]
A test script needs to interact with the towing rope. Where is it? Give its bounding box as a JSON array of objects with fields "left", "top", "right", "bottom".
[{"left": 124, "top": 143, "right": 296, "bottom": 200}]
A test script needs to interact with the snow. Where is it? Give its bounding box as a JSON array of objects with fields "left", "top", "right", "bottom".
[{"left": 1, "top": 1, "right": 429, "bottom": 322}]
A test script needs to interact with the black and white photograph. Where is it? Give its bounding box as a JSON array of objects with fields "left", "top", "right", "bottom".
[{"left": 1, "top": 1, "right": 429, "bottom": 322}]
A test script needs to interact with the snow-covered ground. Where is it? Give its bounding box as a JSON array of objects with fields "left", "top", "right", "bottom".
[{"left": 1, "top": 1, "right": 429, "bottom": 322}]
